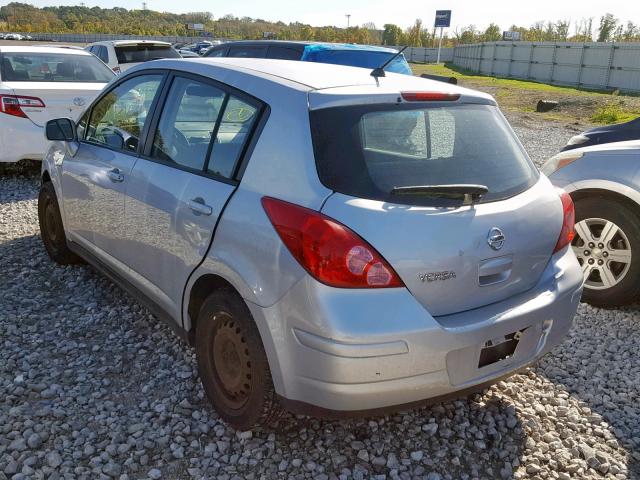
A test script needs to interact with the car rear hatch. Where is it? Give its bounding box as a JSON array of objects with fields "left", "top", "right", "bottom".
[
  {"left": 114, "top": 43, "right": 180, "bottom": 68},
  {"left": 309, "top": 87, "right": 563, "bottom": 317}
]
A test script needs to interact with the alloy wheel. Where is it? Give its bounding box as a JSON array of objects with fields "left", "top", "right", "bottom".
[{"left": 572, "top": 218, "right": 632, "bottom": 290}]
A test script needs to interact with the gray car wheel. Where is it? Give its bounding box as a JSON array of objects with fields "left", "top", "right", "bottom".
[{"left": 572, "top": 196, "right": 640, "bottom": 307}]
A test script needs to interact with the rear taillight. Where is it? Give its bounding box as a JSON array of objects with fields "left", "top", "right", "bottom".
[
  {"left": 262, "top": 197, "right": 404, "bottom": 288},
  {"left": 401, "top": 92, "right": 460, "bottom": 102},
  {"left": 0, "top": 94, "right": 45, "bottom": 118},
  {"left": 554, "top": 189, "right": 575, "bottom": 253}
]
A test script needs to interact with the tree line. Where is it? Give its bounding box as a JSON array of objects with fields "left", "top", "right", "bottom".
[{"left": 1, "top": 3, "right": 639, "bottom": 46}]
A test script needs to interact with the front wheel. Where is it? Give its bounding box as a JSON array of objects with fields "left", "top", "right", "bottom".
[
  {"left": 195, "top": 290, "right": 282, "bottom": 430},
  {"left": 38, "top": 181, "right": 83, "bottom": 265},
  {"left": 572, "top": 196, "right": 640, "bottom": 307}
]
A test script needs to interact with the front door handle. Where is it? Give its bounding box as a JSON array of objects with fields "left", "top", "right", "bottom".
[
  {"left": 107, "top": 168, "right": 124, "bottom": 183},
  {"left": 188, "top": 197, "right": 213, "bottom": 216}
]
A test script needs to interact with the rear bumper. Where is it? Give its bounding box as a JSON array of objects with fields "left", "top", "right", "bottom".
[
  {"left": 0, "top": 115, "right": 46, "bottom": 163},
  {"left": 248, "top": 246, "right": 583, "bottom": 413}
]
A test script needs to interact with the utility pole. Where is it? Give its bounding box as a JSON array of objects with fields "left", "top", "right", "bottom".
[{"left": 345, "top": 14, "right": 351, "bottom": 28}]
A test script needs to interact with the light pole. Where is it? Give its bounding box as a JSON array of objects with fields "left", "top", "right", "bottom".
[{"left": 345, "top": 14, "right": 351, "bottom": 28}]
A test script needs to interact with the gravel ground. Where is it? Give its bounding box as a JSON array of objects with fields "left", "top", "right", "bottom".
[{"left": 1, "top": 122, "right": 639, "bottom": 480}]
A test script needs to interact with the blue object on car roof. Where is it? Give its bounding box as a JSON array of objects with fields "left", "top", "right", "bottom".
[{"left": 301, "top": 43, "right": 412, "bottom": 75}]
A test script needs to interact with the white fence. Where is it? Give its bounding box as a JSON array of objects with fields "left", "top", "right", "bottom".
[
  {"left": 390, "top": 46, "right": 454, "bottom": 63},
  {"left": 452, "top": 41, "right": 640, "bottom": 92}
]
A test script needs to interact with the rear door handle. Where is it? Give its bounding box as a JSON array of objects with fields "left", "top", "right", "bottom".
[
  {"left": 107, "top": 168, "right": 124, "bottom": 183},
  {"left": 188, "top": 197, "right": 213, "bottom": 216}
]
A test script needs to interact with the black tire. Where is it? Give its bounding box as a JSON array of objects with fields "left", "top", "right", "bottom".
[
  {"left": 195, "top": 290, "right": 282, "bottom": 430},
  {"left": 38, "top": 181, "right": 83, "bottom": 265},
  {"left": 573, "top": 196, "right": 640, "bottom": 307}
]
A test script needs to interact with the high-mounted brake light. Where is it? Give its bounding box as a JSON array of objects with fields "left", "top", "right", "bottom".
[
  {"left": 401, "top": 92, "right": 460, "bottom": 102},
  {"left": 554, "top": 189, "right": 575, "bottom": 253},
  {"left": 0, "top": 94, "right": 45, "bottom": 118},
  {"left": 262, "top": 197, "right": 404, "bottom": 288}
]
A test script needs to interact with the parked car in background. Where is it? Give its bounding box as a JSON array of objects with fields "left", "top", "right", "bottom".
[
  {"left": 84, "top": 40, "right": 180, "bottom": 74},
  {"left": 177, "top": 49, "right": 200, "bottom": 58},
  {"left": 562, "top": 117, "right": 640, "bottom": 151},
  {"left": 4, "top": 33, "right": 23, "bottom": 41},
  {"left": 204, "top": 40, "right": 412, "bottom": 74},
  {"left": 0, "top": 46, "right": 114, "bottom": 163},
  {"left": 543, "top": 140, "right": 640, "bottom": 306},
  {"left": 39, "top": 58, "right": 582, "bottom": 429}
]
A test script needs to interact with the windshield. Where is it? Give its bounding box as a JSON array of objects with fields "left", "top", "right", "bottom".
[
  {"left": 115, "top": 45, "right": 180, "bottom": 64},
  {"left": 0, "top": 52, "right": 114, "bottom": 83},
  {"left": 310, "top": 103, "right": 538, "bottom": 205},
  {"left": 303, "top": 49, "right": 412, "bottom": 75}
]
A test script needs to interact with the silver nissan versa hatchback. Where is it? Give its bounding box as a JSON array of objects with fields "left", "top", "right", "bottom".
[{"left": 38, "top": 58, "right": 584, "bottom": 429}]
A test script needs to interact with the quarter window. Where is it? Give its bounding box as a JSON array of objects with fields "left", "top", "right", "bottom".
[
  {"left": 207, "top": 95, "right": 259, "bottom": 178},
  {"left": 267, "top": 46, "right": 301, "bottom": 60},
  {"left": 86, "top": 74, "right": 162, "bottom": 152},
  {"left": 150, "top": 77, "right": 226, "bottom": 171}
]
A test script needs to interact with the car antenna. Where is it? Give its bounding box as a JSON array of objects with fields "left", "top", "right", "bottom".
[{"left": 370, "top": 46, "right": 408, "bottom": 81}]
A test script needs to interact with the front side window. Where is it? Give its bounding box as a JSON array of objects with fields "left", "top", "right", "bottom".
[
  {"left": 0, "top": 52, "right": 114, "bottom": 82},
  {"left": 151, "top": 77, "right": 225, "bottom": 170},
  {"left": 86, "top": 74, "right": 162, "bottom": 152},
  {"left": 227, "top": 46, "right": 267, "bottom": 58},
  {"left": 267, "top": 46, "right": 301, "bottom": 60},
  {"left": 310, "top": 103, "right": 538, "bottom": 205}
]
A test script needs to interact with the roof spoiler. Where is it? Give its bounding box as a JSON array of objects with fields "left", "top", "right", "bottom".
[{"left": 420, "top": 73, "right": 458, "bottom": 85}]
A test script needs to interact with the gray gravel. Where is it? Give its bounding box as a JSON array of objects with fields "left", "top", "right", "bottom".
[{"left": 1, "top": 122, "right": 639, "bottom": 480}]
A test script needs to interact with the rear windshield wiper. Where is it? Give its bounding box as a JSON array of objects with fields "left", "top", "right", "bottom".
[{"left": 390, "top": 184, "right": 489, "bottom": 202}]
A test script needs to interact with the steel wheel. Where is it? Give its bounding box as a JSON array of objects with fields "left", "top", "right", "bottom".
[
  {"left": 572, "top": 218, "right": 632, "bottom": 290},
  {"left": 211, "top": 313, "right": 252, "bottom": 409}
]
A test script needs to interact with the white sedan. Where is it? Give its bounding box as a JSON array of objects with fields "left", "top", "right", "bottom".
[{"left": 0, "top": 46, "right": 114, "bottom": 163}]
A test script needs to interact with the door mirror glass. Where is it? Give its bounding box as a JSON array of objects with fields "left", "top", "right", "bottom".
[{"left": 46, "top": 118, "right": 76, "bottom": 141}]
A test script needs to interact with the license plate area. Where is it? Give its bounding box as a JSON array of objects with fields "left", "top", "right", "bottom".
[{"left": 478, "top": 328, "right": 527, "bottom": 368}]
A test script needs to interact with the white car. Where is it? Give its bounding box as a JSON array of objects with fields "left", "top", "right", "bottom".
[
  {"left": 4, "top": 33, "right": 23, "bottom": 41},
  {"left": 85, "top": 40, "right": 181, "bottom": 74},
  {"left": 0, "top": 46, "right": 114, "bottom": 163}
]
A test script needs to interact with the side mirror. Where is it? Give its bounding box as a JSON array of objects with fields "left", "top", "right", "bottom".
[{"left": 46, "top": 118, "right": 77, "bottom": 142}]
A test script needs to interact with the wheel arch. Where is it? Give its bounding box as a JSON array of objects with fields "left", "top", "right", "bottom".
[
  {"left": 183, "top": 271, "right": 286, "bottom": 394},
  {"left": 569, "top": 187, "right": 640, "bottom": 217}
]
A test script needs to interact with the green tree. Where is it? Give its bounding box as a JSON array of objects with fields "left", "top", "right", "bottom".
[{"left": 597, "top": 13, "right": 618, "bottom": 42}]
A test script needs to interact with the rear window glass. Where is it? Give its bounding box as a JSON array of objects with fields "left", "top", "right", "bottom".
[
  {"left": 115, "top": 45, "right": 180, "bottom": 64},
  {"left": 0, "top": 52, "right": 113, "bottom": 83},
  {"left": 310, "top": 103, "right": 538, "bottom": 205}
]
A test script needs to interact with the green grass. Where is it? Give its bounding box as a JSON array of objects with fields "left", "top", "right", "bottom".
[{"left": 590, "top": 103, "right": 640, "bottom": 124}]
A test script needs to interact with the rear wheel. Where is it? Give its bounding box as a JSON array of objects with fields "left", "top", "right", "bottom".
[
  {"left": 572, "top": 196, "right": 640, "bottom": 307},
  {"left": 38, "top": 181, "right": 82, "bottom": 265},
  {"left": 195, "top": 290, "right": 282, "bottom": 430}
]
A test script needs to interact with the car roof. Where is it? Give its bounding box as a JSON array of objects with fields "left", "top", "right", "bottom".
[
  {"left": 0, "top": 45, "right": 92, "bottom": 56},
  {"left": 91, "top": 40, "right": 171, "bottom": 47},
  {"left": 573, "top": 139, "right": 640, "bottom": 153},
  {"left": 141, "top": 58, "right": 493, "bottom": 104}
]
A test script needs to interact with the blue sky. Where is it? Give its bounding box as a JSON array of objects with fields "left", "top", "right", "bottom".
[{"left": 6, "top": 0, "right": 640, "bottom": 31}]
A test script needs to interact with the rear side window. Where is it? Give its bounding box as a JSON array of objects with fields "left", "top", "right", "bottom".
[
  {"left": 114, "top": 45, "right": 180, "bottom": 64},
  {"left": 310, "top": 103, "right": 538, "bottom": 205},
  {"left": 151, "top": 77, "right": 226, "bottom": 171},
  {"left": 0, "top": 52, "right": 114, "bottom": 82},
  {"left": 97, "top": 46, "right": 109, "bottom": 64},
  {"left": 227, "top": 46, "right": 267, "bottom": 58},
  {"left": 267, "top": 46, "right": 301, "bottom": 60}
]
